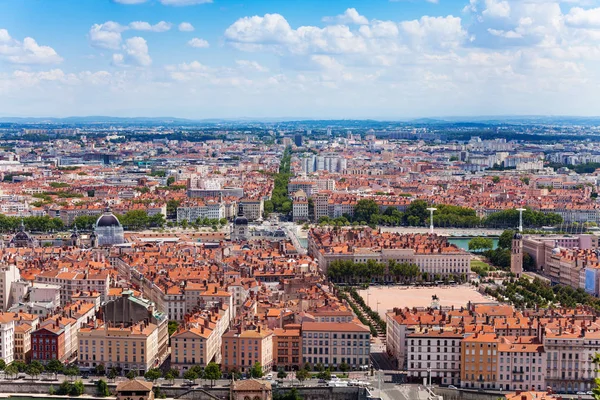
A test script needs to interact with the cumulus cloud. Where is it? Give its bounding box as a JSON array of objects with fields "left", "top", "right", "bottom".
[
  {"left": 129, "top": 21, "right": 172, "bottom": 32},
  {"left": 323, "top": 8, "right": 369, "bottom": 25},
  {"left": 188, "top": 38, "right": 210, "bottom": 48},
  {"left": 235, "top": 60, "right": 269, "bottom": 72},
  {"left": 565, "top": 7, "right": 600, "bottom": 27},
  {"left": 89, "top": 21, "right": 126, "bottom": 49},
  {"left": 113, "top": 37, "right": 151, "bottom": 66},
  {"left": 178, "top": 22, "right": 195, "bottom": 32},
  {"left": 482, "top": 0, "right": 511, "bottom": 18},
  {"left": 0, "top": 29, "right": 62, "bottom": 64},
  {"left": 89, "top": 20, "right": 172, "bottom": 50}
]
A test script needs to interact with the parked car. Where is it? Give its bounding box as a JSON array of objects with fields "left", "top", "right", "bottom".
[{"left": 448, "top": 385, "right": 458, "bottom": 390}]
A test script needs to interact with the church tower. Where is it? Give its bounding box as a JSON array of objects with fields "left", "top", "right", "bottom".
[
  {"left": 231, "top": 205, "right": 249, "bottom": 242},
  {"left": 511, "top": 232, "right": 523, "bottom": 278}
]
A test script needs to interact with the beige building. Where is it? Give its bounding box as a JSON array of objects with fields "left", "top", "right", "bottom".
[
  {"left": 171, "top": 306, "right": 230, "bottom": 371},
  {"left": 301, "top": 321, "right": 370, "bottom": 369},
  {"left": 78, "top": 320, "right": 160, "bottom": 375},
  {"left": 222, "top": 327, "right": 273, "bottom": 374},
  {"left": 231, "top": 380, "right": 272, "bottom": 400},
  {"left": 238, "top": 199, "right": 264, "bottom": 221}
]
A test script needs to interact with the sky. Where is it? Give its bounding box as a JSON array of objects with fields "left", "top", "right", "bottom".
[{"left": 1, "top": 0, "right": 600, "bottom": 119}]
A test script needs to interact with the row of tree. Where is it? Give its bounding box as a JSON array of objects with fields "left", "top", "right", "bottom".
[
  {"left": 264, "top": 146, "right": 293, "bottom": 215},
  {"left": 321, "top": 199, "right": 563, "bottom": 229},
  {"left": 326, "top": 259, "right": 420, "bottom": 284}
]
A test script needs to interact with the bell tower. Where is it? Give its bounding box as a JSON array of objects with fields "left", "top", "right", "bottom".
[{"left": 511, "top": 232, "right": 523, "bottom": 278}]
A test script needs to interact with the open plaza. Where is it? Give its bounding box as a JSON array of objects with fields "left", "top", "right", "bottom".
[{"left": 358, "top": 284, "right": 495, "bottom": 318}]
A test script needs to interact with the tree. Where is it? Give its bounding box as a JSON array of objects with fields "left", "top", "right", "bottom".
[
  {"left": 295, "top": 368, "right": 309, "bottom": 382},
  {"left": 164, "top": 372, "right": 174, "bottom": 384},
  {"left": 250, "top": 362, "right": 263, "bottom": 378},
  {"left": 183, "top": 369, "right": 198, "bottom": 383},
  {"left": 277, "top": 369, "right": 287, "bottom": 379},
  {"left": 96, "top": 379, "right": 110, "bottom": 397},
  {"left": 492, "top": 176, "right": 500, "bottom": 184},
  {"left": 498, "top": 229, "right": 516, "bottom": 249},
  {"left": 168, "top": 321, "right": 179, "bottom": 336},
  {"left": 46, "top": 359, "right": 64, "bottom": 378},
  {"left": 108, "top": 368, "right": 118, "bottom": 381},
  {"left": 404, "top": 200, "right": 429, "bottom": 226},
  {"left": 69, "top": 380, "right": 85, "bottom": 396},
  {"left": 468, "top": 237, "right": 494, "bottom": 252},
  {"left": 94, "top": 363, "right": 106, "bottom": 376},
  {"left": 203, "top": 362, "right": 221, "bottom": 387},
  {"left": 317, "top": 369, "right": 331, "bottom": 380},
  {"left": 26, "top": 363, "right": 43, "bottom": 380},
  {"left": 166, "top": 176, "right": 175, "bottom": 186},
  {"left": 353, "top": 200, "right": 379, "bottom": 225},
  {"left": 274, "top": 388, "right": 302, "bottom": 400},
  {"left": 73, "top": 215, "right": 98, "bottom": 230},
  {"left": 65, "top": 366, "right": 79, "bottom": 381},
  {"left": 0, "top": 359, "right": 6, "bottom": 371},
  {"left": 168, "top": 368, "right": 180, "bottom": 380},
  {"left": 339, "top": 362, "right": 350, "bottom": 373},
  {"left": 126, "top": 370, "right": 137, "bottom": 380},
  {"left": 5, "top": 364, "right": 18, "bottom": 378},
  {"left": 144, "top": 369, "right": 161, "bottom": 382},
  {"left": 520, "top": 176, "right": 530, "bottom": 185}
]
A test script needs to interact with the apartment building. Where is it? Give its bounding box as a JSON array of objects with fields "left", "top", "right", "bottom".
[
  {"left": 221, "top": 326, "right": 274, "bottom": 374},
  {"left": 406, "top": 329, "right": 463, "bottom": 386},
  {"left": 78, "top": 320, "right": 160, "bottom": 375},
  {"left": 301, "top": 321, "right": 370, "bottom": 369},
  {"left": 35, "top": 269, "right": 110, "bottom": 305},
  {"left": 497, "top": 337, "right": 546, "bottom": 392},
  {"left": 170, "top": 307, "right": 230, "bottom": 370},
  {"left": 308, "top": 228, "right": 470, "bottom": 278},
  {"left": 31, "top": 324, "right": 66, "bottom": 362},
  {"left": 176, "top": 201, "right": 224, "bottom": 223},
  {"left": 272, "top": 327, "right": 301, "bottom": 371},
  {"left": 14, "top": 323, "right": 33, "bottom": 362},
  {"left": 0, "top": 313, "right": 15, "bottom": 363},
  {"left": 460, "top": 333, "right": 500, "bottom": 390},
  {"left": 0, "top": 263, "right": 20, "bottom": 311},
  {"left": 238, "top": 198, "right": 263, "bottom": 221},
  {"left": 544, "top": 326, "right": 600, "bottom": 393}
]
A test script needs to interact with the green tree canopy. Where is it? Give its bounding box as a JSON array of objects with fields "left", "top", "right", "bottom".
[{"left": 468, "top": 237, "right": 494, "bottom": 252}]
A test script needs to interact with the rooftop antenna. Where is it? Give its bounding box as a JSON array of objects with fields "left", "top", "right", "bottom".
[{"left": 516, "top": 208, "right": 526, "bottom": 233}]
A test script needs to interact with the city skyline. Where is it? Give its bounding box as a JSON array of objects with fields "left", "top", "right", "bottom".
[{"left": 2, "top": 0, "right": 600, "bottom": 118}]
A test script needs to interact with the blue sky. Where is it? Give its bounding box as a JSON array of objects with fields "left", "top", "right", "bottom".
[{"left": 1, "top": 0, "right": 600, "bottom": 118}]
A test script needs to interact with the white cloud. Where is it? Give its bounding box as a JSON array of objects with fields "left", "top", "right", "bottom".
[
  {"left": 235, "top": 60, "right": 269, "bottom": 72},
  {"left": 115, "top": 37, "right": 152, "bottom": 66},
  {"left": 565, "top": 7, "right": 600, "bottom": 27},
  {"left": 188, "top": 38, "right": 210, "bottom": 48},
  {"left": 159, "top": 0, "right": 212, "bottom": 5},
  {"left": 482, "top": 0, "right": 511, "bottom": 18},
  {"left": 129, "top": 21, "right": 172, "bottom": 32},
  {"left": 323, "top": 8, "right": 369, "bottom": 25},
  {"left": 89, "top": 21, "right": 127, "bottom": 49},
  {"left": 0, "top": 29, "right": 62, "bottom": 65},
  {"left": 399, "top": 15, "right": 467, "bottom": 49},
  {"left": 178, "top": 22, "right": 195, "bottom": 32},
  {"left": 487, "top": 28, "right": 522, "bottom": 38},
  {"left": 89, "top": 20, "right": 172, "bottom": 50}
]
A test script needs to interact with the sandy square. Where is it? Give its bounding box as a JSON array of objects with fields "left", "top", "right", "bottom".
[{"left": 357, "top": 285, "right": 495, "bottom": 319}]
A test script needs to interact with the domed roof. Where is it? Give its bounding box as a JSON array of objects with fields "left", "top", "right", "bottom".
[
  {"left": 96, "top": 208, "right": 122, "bottom": 228},
  {"left": 234, "top": 214, "right": 248, "bottom": 226},
  {"left": 14, "top": 231, "right": 29, "bottom": 241},
  {"left": 513, "top": 232, "right": 523, "bottom": 240}
]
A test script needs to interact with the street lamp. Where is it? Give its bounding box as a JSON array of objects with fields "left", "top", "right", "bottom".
[
  {"left": 377, "top": 300, "right": 381, "bottom": 314},
  {"left": 426, "top": 208, "right": 437, "bottom": 235},
  {"left": 516, "top": 208, "right": 526, "bottom": 233}
]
